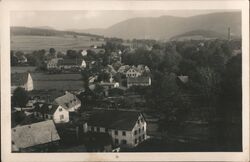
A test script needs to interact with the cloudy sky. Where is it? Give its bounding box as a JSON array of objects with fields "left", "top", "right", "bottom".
[{"left": 11, "top": 10, "right": 235, "bottom": 30}]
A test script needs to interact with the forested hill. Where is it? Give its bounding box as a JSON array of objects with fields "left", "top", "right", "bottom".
[
  {"left": 81, "top": 12, "right": 241, "bottom": 40},
  {"left": 11, "top": 26, "right": 104, "bottom": 38}
]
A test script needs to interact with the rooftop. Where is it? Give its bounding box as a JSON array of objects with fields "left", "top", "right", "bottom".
[
  {"left": 58, "top": 58, "right": 83, "bottom": 66},
  {"left": 127, "top": 76, "right": 151, "bottom": 84},
  {"left": 12, "top": 120, "right": 60, "bottom": 149},
  {"left": 54, "top": 92, "right": 81, "bottom": 110},
  {"left": 87, "top": 109, "right": 143, "bottom": 131},
  {"left": 33, "top": 102, "right": 59, "bottom": 115}
]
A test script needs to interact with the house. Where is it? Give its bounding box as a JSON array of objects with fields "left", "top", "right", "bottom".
[
  {"left": 47, "top": 58, "right": 63, "bottom": 69},
  {"left": 127, "top": 77, "right": 151, "bottom": 88},
  {"left": 117, "top": 65, "right": 130, "bottom": 75},
  {"left": 126, "top": 66, "right": 142, "bottom": 78},
  {"left": 28, "top": 90, "right": 65, "bottom": 104},
  {"left": 99, "top": 81, "right": 120, "bottom": 96},
  {"left": 11, "top": 120, "right": 60, "bottom": 152},
  {"left": 33, "top": 103, "right": 69, "bottom": 123},
  {"left": 58, "top": 58, "right": 86, "bottom": 70},
  {"left": 16, "top": 54, "right": 28, "bottom": 64},
  {"left": 54, "top": 92, "right": 81, "bottom": 112},
  {"left": 88, "top": 48, "right": 105, "bottom": 54},
  {"left": 11, "top": 72, "right": 34, "bottom": 93},
  {"left": 87, "top": 109, "right": 147, "bottom": 148}
]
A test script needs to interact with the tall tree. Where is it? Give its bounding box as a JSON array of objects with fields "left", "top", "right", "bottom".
[{"left": 12, "top": 87, "right": 29, "bottom": 111}]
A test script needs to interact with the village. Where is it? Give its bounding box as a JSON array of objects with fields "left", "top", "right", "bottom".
[
  {"left": 11, "top": 31, "right": 242, "bottom": 152},
  {"left": 10, "top": 40, "right": 162, "bottom": 152}
]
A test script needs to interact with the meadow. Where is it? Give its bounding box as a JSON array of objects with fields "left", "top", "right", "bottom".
[
  {"left": 11, "top": 35, "right": 105, "bottom": 53},
  {"left": 30, "top": 73, "right": 84, "bottom": 91}
]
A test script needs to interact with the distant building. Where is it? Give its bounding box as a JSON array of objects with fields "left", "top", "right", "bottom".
[
  {"left": 47, "top": 58, "right": 63, "bottom": 69},
  {"left": 126, "top": 66, "right": 142, "bottom": 78},
  {"left": 58, "top": 58, "right": 86, "bottom": 70},
  {"left": 87, "top": 109, "right": 147, "bottom": 148},
  {"left": 88, "top": 48, "right": 105, "bottom": 54},
  {"left": 125, "top": 65, "right": 150, "bottom": 78},
  {"left": 117, "top": 65, "right": 130, "bottom": 75},
  {"left": 54, "top": 92, "right": 81, "bottom": 112},
  {"left": 11, "top": 120, "right": 60, "bottom": 152},
  {"left": 33, "top": 103, "right": 69, "bottom": 123},
  {"left": 16, "top": 54, "right": 28, "bottom": 64},
  {"left": 11, "top": 72, "right": 34, "bottom": 93},
  {"left": 127, "top": 76, "right": 151, "bottom": 88}
]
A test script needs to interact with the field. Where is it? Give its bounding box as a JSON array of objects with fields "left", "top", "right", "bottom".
[
  {"left": 11, "top": 35, "right": 105, "bottom": 53},
  {"left": 30, "top": 73, "right": 84, "bottom": 91}
]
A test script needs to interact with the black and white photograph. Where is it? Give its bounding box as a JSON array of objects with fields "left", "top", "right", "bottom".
[{"left": 1, "top": 0, "right": 249, "bottom": 161}]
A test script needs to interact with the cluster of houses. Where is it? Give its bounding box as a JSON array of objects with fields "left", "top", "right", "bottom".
[
  {"left": 100, "top": 64, "right": 152, "bottom": 90},
  {"left": 47, "top": 58, "right": 87, "bottom": 71},
  {"left": 11, "top": 71, "right": 148, "bottom": 152}
]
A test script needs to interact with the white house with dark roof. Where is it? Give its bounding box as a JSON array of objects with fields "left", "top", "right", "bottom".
[
  {"left": 54, "top": 92, "right": 81, "bottom": 112},
  {"left": 87, "top": 109, "right": 147, "bottom": 148},
  {"left": 11, "top": 72, "right": 34, "bottom": 93},
  {"left": 33, "top": 103, "right": 69, "bottom": 123},
  {"left": 11, "top": 120, "right": 60, "bottom": 152}
]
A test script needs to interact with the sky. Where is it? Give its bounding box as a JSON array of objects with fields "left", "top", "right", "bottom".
[{"left": 11, "top": 10, "right": 236, "bottom": 31}]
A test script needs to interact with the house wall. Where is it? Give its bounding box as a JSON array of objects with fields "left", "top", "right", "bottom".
[
  {"left": 131, "top": 114, "right": 147, "bottom": 147},
  {"left": 53, "top": 106, "right": 69, "bottom": 123},
  {"left": 126, "top": 69, "right": 141, "bottom": 78}
]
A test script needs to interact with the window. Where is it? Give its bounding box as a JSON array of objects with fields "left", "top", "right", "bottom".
[
  {"left": 122, "top": 131, "right": 126, "bottom": 136},
  {"left": 137, "top": 120, "right": 140, "bottom": 124},
  {"left": 115, "top": 139, "right": 119, "bottom": 145},
  {"left": 91, "top": 127, "right": 94, "bottom": 131},
  {"left": 60, "top": 115, "right": 64, "bottom": 120},
  {"left": 115, "top": 130, "right": 118, "bottom": 135},
  {"left": 139, "top": 128, "right": 141, "bottom": 134},
  {"left": 139, "top": 136, "right": 141, "bottom": 142},
  {"left": 142, "top": 126, "right": 144, "bottom": 131},
  {"left": 134, "top": 130, "right": 137, "bottom": 135},
  {"left": 97, "top": 127, "right": 100, "bottom": 132},
  {"left": 122, "top": 140, "right": 127, "bottom": 145},
  {"left": 142, "top": 134, "right": 145, "bottom": 140},
  {"left": 105, "top": 128, "right": 108, "bottom": 133},
  {"left": 134, "top": 139, "right": 137, "bottom": 144}
]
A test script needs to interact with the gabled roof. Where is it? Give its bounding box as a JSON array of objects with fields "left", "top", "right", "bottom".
[
  {"left": 87, "top": 109, "right": 143, "bottom": 131},
  {"left": 127, "top": 76, "right": 151, "bottom": 84},
  {"left": 177, "top": 75, "right": 189, "bottom": 83},
  {"left": 12, "top": 120, "right": 60, "bottom": 149},
  {"left": 11, "top": 72, "right": 30, "bottom": 86},
  {"left": 58, "top": 58, "right": 83, "bottom": 66},
  {"left": 117, "top": 65, "right": 130, "bottom": 73},
  {"left": 33, "top": 102, "right": 60, "bottom": 115},
  {"left": 54, "top": 92, "right": 81, "bottom": 110}
]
